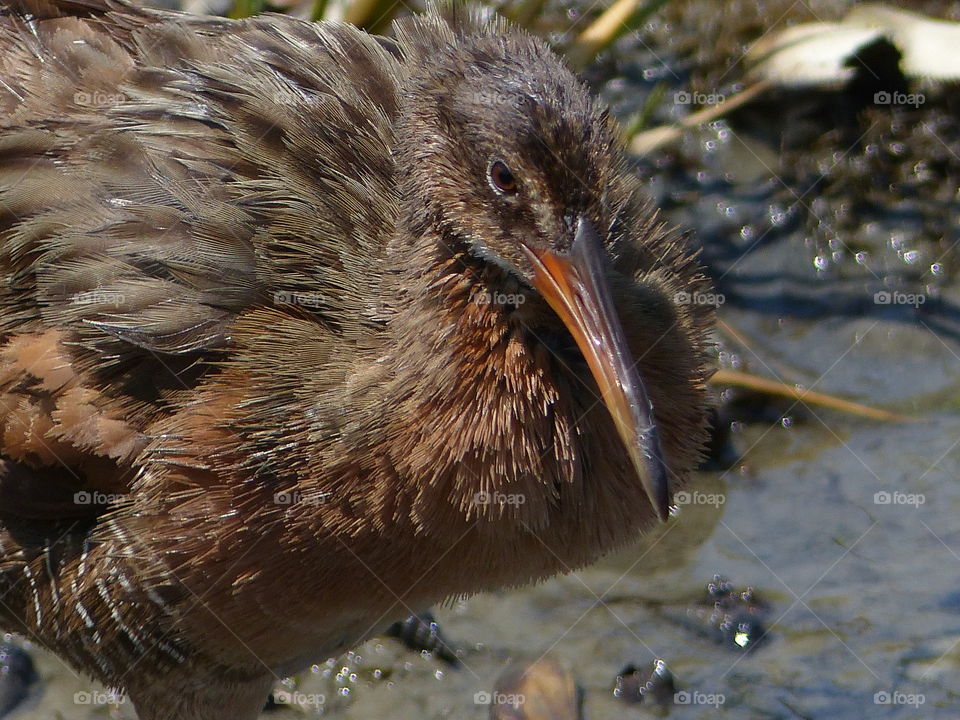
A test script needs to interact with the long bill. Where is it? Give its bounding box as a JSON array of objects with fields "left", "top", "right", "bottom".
[{"left": 522, "top": 217, "right": 671, "bottom": 521}]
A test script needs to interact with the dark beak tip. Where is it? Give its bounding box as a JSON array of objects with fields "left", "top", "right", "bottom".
[
  {"left": 651, "top": 469, "right": 671, "bottom": 522},
  {"left": 656, "top": 500, "right": 670, "bottom": 523}
]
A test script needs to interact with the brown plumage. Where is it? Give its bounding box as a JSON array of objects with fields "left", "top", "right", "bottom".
[{"left": 0, "top": 1, "right": 713, "bottom": 718}]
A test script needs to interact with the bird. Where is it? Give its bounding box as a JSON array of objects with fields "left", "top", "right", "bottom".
[{"left": 0, "top": 1, "right": 714, "bottom": 718}]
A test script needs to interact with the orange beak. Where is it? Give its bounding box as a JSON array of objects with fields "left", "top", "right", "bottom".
[{"left": 522, "top": 218, "right": 670, "bottom": 521}]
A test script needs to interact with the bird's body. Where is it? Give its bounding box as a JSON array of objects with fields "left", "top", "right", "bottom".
[{"left": 0, "top": 2, "right": 712, "bottom": 718}]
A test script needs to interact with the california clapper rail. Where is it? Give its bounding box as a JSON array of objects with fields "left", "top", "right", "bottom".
[{"left": 0, "top": 1, "right": 713, "bottom": 717}]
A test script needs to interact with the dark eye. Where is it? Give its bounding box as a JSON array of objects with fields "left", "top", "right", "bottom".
[{"left": 488, "top": 160, "right": 518, "bottom": 195}]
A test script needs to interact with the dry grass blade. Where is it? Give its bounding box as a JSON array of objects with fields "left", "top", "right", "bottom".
[
  {"left": 565, "top": 0, "right": 670, "bottom": 70},
  {"left": 712, "top": 368, "right": 912, "bottom": 422},
  {"left": 630, "top": 80, "right": 770, "bottom": 155}
]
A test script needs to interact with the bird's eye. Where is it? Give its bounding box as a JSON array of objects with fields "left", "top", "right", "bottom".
[{"left": 488, "top": 160, "right": 518, "bottom": 195}]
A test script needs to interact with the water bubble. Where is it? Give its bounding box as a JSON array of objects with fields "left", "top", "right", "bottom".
[{"left": 768, "top": 204, "right": 789, "bottom": 227}]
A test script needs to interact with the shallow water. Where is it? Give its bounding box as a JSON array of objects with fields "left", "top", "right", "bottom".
[{"left": 5, "top": 0, "right": 960, "bottom": 718}]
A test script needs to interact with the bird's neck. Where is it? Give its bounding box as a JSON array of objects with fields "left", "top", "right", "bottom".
[{"left": 372, "top": 232, "right": 581, "bottom": 533}]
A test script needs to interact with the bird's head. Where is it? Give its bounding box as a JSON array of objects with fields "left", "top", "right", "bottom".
[{"left": 392, "top": 8, "right": 712, "bottom": 522}]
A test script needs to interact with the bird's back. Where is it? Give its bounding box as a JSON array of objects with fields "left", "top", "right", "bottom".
[{"left": 0, "top": 0, "right": 402, "bottom": 649}]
